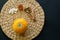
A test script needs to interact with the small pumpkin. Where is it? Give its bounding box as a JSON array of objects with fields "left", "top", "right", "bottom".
[{"left": 13, "top": 18, "right": 28, "bottom": 34}]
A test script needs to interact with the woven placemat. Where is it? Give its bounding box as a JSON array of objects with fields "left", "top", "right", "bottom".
[
  {"left": 0, "top": 12, "right": 2, "bottom": 26},
  {"left": 0, "top": 0, "right": 45, "bottom": 40}
]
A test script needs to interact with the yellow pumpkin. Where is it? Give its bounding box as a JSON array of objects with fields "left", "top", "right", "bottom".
[{"left": 13, "top": 18, "right": 28, "bottom": 34}]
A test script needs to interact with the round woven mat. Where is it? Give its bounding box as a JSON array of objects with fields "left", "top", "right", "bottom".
[{"left": 0, "top": 0, "right": 45, "bottom": 40}]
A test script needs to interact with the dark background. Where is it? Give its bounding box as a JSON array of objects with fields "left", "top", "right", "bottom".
[{"left": 0, "top": 0, "right": 60, "bottom": 40}]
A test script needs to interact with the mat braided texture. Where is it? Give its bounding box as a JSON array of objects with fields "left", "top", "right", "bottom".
[{"left": 0, "top": 0, "right": 45, "bottom": 40}]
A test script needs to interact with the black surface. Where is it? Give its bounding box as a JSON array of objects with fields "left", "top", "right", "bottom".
[{"left": 0, "top": 0, "right": 60, "bottom": 40}]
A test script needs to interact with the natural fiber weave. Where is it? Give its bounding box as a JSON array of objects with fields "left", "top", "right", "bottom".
[
  {"left": 0, "top": 13, "right": 2, "bottom": 26},
  {"left": 0, "top": 0, "right": 45, "bottom": 40}
]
